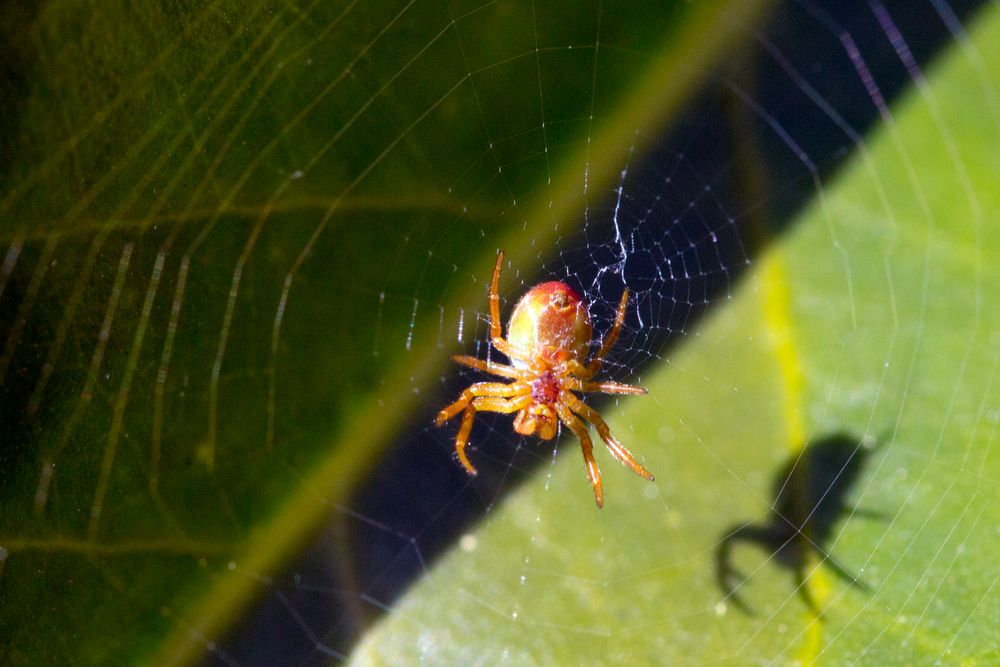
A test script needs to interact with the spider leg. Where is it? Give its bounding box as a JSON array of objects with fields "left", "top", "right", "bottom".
[
  {"left": 585, "top": 287, "right": 630, "bottom": 375},
  {"left": 454, "top": 405, "right": 478, "bottom": 475},
  {"left": 489, "top": 250, "right": 513, "bottom": 357},
  {"left": 562, "top": 359, "right": 595, "bottom": 379},
  {"left": 453, "top": 394, "right": 532, "bottom": 476},
  {"left": 451, "top": 354, "right": 528, "bottom": 379},
  {"left": 435, "top": 381, "right": 527, "bottom": 426},
  {"left": 472, "top": 395, "right": 532, "bottom": 415},
  {"left": 554, "top": 401, "right": 604, "bottom": 508},
  {"left": 564, "top": 376, "right": 647, "bottom": 395},
  {"left": 561, "top": 390, "right": 654, "bottom": 482}
]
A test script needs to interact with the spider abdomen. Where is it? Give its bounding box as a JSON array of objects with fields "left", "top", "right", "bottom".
[{"left": 507, "top": 281, "right": 592, "bottom": 365}]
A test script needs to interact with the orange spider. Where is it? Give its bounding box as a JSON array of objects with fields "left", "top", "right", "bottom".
[{"left": 435, "top": 250, "right": 654, "bottom": 508}]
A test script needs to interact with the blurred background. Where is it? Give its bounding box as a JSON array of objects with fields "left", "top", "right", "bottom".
[{"left": 1, "top": 0, "right": 997, "bottom": 664}]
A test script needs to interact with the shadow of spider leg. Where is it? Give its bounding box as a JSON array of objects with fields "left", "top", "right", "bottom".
[{"left": 715, "top": 432, "right": 883, "bottom": 615}]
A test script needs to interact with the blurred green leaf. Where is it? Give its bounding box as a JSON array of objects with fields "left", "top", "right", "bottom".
[
  {"left": 0, "top": 0, "right": 772, "bottom": 663},
  {"left": 353, "top": 3, "right": 1000, "bottom": 664}
]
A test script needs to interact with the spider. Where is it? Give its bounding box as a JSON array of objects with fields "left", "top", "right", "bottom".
[{"left": 435, "top": 249, "right": 654, "bottom": 508}]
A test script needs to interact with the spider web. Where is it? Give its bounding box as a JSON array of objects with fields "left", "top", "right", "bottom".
[{"left": 0, "top": 0, "right": 997, "bottom": 664}]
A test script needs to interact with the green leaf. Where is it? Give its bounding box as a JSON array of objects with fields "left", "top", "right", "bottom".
[
  {"left": 0, "top": 0, "right": 773, "bottom": 663},
  {"left": 352, "top": 4, "right": 1000, "bottom": 665}
]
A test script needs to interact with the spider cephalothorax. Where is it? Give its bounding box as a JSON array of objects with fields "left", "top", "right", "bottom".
[{"left": 435, "top": 250, "right": 653, "bottom": 508}]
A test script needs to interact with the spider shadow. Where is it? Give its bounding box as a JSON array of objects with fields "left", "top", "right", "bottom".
[{"left": 715, "top": 431, "right": 886, "bottom": 615}]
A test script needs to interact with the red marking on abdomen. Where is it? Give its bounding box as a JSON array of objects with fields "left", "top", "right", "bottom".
[{"left": 530, "top": 281, "right": 583, "bottom": 305}]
